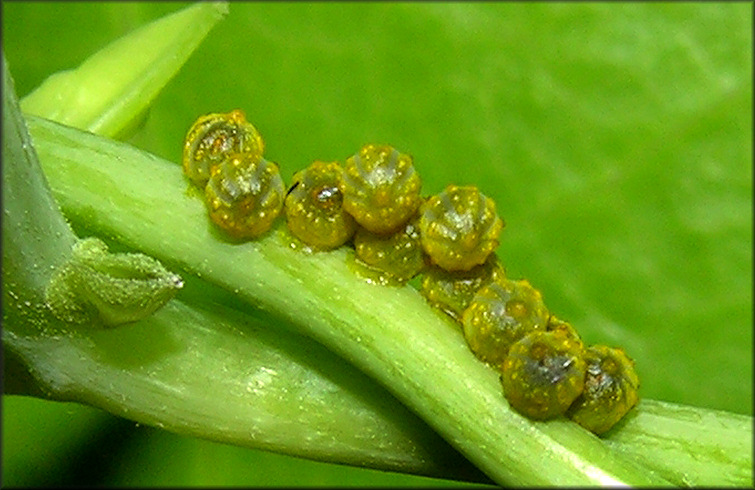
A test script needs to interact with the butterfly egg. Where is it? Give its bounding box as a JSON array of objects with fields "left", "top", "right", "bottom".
[
  {"left": 566, "top": 345, "right": 640, "bottom": 435},
  {"left": 419, "top": 184, "right": 504, "bottom": 271},
  {"left": 342, "top": 144, "right": 422, "bottom": 234},
  {"left": 461, "top": 278, "right": 549, "bottom": 367},
  {"left": 284, "top": 160, "right": 357, "bottom": 250},
  {"left": 420, "top": 253, "right": 506, "bottom": 322},
  {"left": 205, "top": 152, "right": 285, "bottom": 239},
  {"left": 501, "top": 330, "right": 587, "bottom": 420},
  {"left": 545, "top": 315, "right": 583, "bottom": 345},
  {"left": 182, "top": 109, "right": 265, "bottom": 186},
  {"left": 353, "top": 214, "right": 427, "bottom": 283}
]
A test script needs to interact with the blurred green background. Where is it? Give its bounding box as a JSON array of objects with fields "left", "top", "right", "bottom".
[{"left": 2, "top": 2, "right": 752, "bottom": 486}]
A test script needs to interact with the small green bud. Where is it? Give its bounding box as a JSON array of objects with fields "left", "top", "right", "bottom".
[{"left": 45, "top": 238, "right": 183, "bottom": 327}]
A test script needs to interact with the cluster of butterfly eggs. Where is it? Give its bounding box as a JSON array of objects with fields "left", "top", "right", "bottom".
[{"left": 182, "top": 110, "right": 639, "bottom": 435}]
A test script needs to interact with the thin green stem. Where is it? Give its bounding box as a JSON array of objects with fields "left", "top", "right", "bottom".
[{"left": 605, "top": 399, "right": 753, "bottom": 487}]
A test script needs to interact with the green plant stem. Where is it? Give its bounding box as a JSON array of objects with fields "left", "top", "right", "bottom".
[
  {"left": 1, "top": 55, "right": 77, "bottom": 337},
  {"left": 4, "top": 54, "right": 490, "bottom": 484},
  {"left": 606, "top": 399, "right": 752, "bottom": 487},
  {"left": 4, "top": 295, "right": 488, "bottom": 484},
  {"left": 25, "top": 115, "right": 675, "bottom": 486}
]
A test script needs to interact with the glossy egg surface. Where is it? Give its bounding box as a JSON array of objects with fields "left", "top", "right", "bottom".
[
  {"left": 567, "top": 345, "right": 640, "bottom": 435},
  {"left": 501, "top": 330, "right": 586, "bottom": 420},
  {"left": 461, "top": 278, "right": 549, "bottom": 366},
  {"left": 284, "top": 160, "right": 357, "bottom": 249},
  {"left": 419, "top": 184, "right": 504, "bottom": 271},
  {"left": 205, "top": 153, "right": 285, "bottom": 238},
  {"left": 342, "top": 144, "right": 422, "bottom": 234},
  {"left": 183, "top": 109, "right": 265, "bottom": 186},
  {"left": 420, "top": 253, "right": 506, "bottom": 321},
  {"left": 353, "top": 214, "right": 426, "bottom": 282}
]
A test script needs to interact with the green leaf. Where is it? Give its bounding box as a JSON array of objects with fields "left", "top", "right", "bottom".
[
  {"left": 3, "top": 2, "right": 752, "bottom": 486},
  {"left": 0, "top": 397, "right": 114, "bottom": 487},
  {"left": 19, "top": 2, "right": 227, "bottom": 139}
]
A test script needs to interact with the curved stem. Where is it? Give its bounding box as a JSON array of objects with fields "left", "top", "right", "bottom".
[
  {"left": 5, "top": 291, "right": 490, "bottom": 484},
  {"left": 26, "top": 114, "right": 672, "bottom": 486},
  {"left": 3, "top": 60, "right": 488, "bottom": 481},
  {"left": 6, "top": 107, "right": 751, "bottom": 485}
]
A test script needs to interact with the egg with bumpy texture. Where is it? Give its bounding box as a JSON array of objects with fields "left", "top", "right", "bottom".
[
  {"left": 461, "top": 278, "right": 549, "bottom": 367},
  {"left": 420, "top": 253, "right": 506, "bottom": 322},
  {"left": 284, "top": 161, "right": 357, "bottom": 250},
  {"left": 501, "top": 330, "right": 587, "bottom": 420},
  {"left": 567, "top": 345, "right": 640, "bottom": 435},
  {"left": 183, "top": 109, "right": 265, "bottom": 186},
  {"left": 545, "top": 315, "right": 583, "bottom": 345},
  {"left": 353, "top": 214, "right": 426, "bottom": 283},
  {"left": 419, "top": 185, "right": 504, "bottom": 271},
  {"left": 205, "top": 153, "right": 285, "bottom": 239},
  {"left": 342, "top": 144, "right": 422, "bottom": 234}
]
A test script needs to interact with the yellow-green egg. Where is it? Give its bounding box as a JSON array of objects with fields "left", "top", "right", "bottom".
[
  {"left": 501, "top": 330, "right": 587, "bottom": 420},
  {"left": 567, "top": 345, "right": 640, "bottom": 435},
  {"left": 545, "top": 315, "right": 583, "bottom": 345},
  {"left": 205, "top": 152, "right": 285, "bottom": 239},
  {"left": 461, "top": 278, "right": 549, "bottom": 367},
  {"left": 353, "top": 214, "right": 426, "bottom": 283},
  {"left": 419, "top": 184, "right": 504, "bottom": 271},
  {"left": 420, "top": 253, "right": 506, "bottom": 322},
  {"left": 284, "top": 161, "right": 357, "bottom": 250},
  {"left": 182, "top": 109, "right": 265, "bottom": 186},
  {"left": 342, "top": 144, "right": 422, "bottom": 234}
]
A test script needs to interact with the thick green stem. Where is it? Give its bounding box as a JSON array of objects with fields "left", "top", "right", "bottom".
[
  {"left": 1, "top": 54, "right": 77, "bottom": 337},
  {"left": 5, "top": 291, "right": 489, "bottom": 484},
  {"left": 26, "top": 115, "right": 672, "bottom": 486}
]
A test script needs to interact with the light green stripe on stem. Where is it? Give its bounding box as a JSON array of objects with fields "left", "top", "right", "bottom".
[
  {"left": 605, "top": 399, "right": 753, "bottom": 487},
  {"left": 28, "top": 115, "right": 669, "bottom": 486}
]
